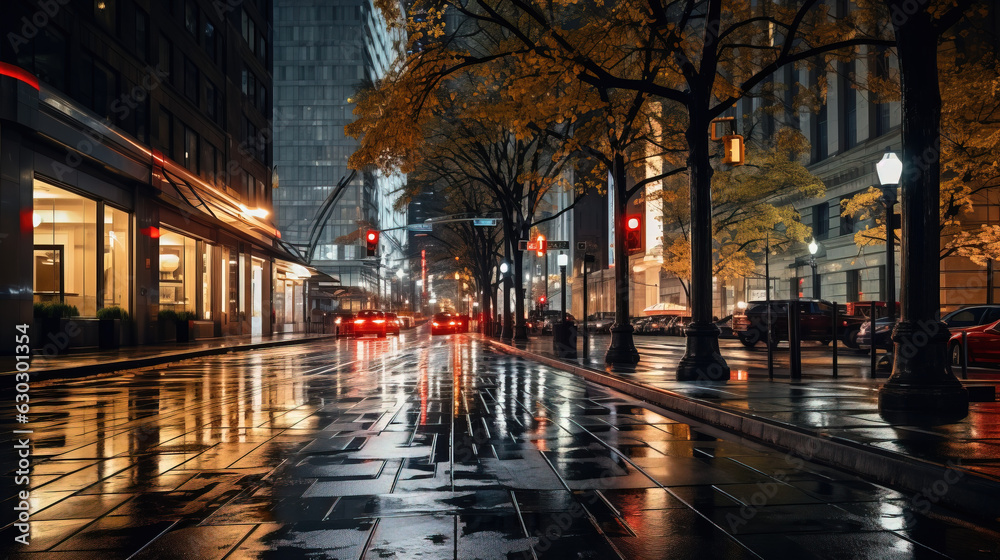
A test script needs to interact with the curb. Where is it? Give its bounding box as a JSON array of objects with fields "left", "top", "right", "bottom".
[
  {"left": 483, "top": 337, "right": 1000, "bottom": 520},
  {"left": 8, "top": 334, "right": 339, "bottom": 383}
]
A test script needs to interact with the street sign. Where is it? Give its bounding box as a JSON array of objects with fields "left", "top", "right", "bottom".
[
  {"left": 472, "top": 218, "right": 498, "bottom": 227},
  {"left": 548, "top": 241, "right": 569, "bottom": 250},
  {"left": 407, "top": 223, "right": 433, "bottom": 232}
]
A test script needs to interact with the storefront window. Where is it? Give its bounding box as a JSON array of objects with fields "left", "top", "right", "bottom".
[
  {"left": 104, "top": 206, "right": 130, "bottom": 312},
  {"left": 201, "top": 243, "right": 213, "bottom": 319},
  {"left": 158, "top": 229, "right": 196, "bottom": 312},
  {"left": 33, "top": 181, "right": 98, "bottom": 316}
]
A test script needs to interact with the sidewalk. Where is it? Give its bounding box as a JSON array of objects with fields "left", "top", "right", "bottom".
[
  {"left": 0, "top": 331, "right": 338, "bottom": 382},
  {"left": 481, "top": 333, "right": 1000, "bottom": 520}
]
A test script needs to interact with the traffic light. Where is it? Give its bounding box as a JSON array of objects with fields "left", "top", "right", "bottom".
[
  {"left": 537, "top": 295, "right": 547, "bottom": 310},
  {"left": 536, "top": 234, "right": 546, "bottom": 257},
  {"left": 365, "top": 229, "right": 379, "bottom": 256},
  {"left": 625, "top": 214, "right": 642, "bottom": 255},
  {"left": 721, "top": 134, "right": 745, "bottom": 166}
]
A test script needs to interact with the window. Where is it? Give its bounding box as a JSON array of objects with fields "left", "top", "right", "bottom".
[
  {"left": 185, "top": 0, "right": 198, "bottom": 36},
  {"left": 158, "top": 107, "right": 174, "bottom": 159},
  {"left": 871, "top": 47, "right": 892, "bottom": 138},
  {"left": 135, "top": 8, "right": 149, "bottom": 61},
  {"left": 183, "top": 126, "right": 198, "bottom": 172},
  {"left": 812, "top": 203, "right": 829, "bottom": 240},
  {"left": 32, "top": 27, "right": 67, "bottom": 92},
  {"left": 201, "top": 141, "right": 217, "bottom": 182},
  {"left": 159, "top": 34, "right": 173, "bottom": 83},
  {"left": 839, "top": 195, "right": 856, "bottom": 236},
  {"left": 204, "top": 21, "right": 217, "bottom": 63},
  {"left": 846, "top": 269, "right": 861, "bottom": 302},
  {"left": 840, "top": 61, "right": 857, "bottom": 151},
  {"left": 79, "top": 53, "right": 117, "bottom": 119},
  {"left": 94, "top": 0, "right": 116, "bottom": 31},
  {"left": 33, "top": 181, "right": 99, "bottom": 317},
  {"left": 183, "top": 56, "right": 198, "bottom": 103},
  {"left": 158, "top": 229, "right": 197, "bottom": 314},
  {"left": 206, "top": 81, "right": 222, "bottom": 124},
  {"left": 104, "top": 205, "right": 130, "bottom": 313}
]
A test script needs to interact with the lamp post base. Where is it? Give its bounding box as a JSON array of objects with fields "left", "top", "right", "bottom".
[
  {"left": 878, "top": 321, "right": 968, "bottom": 419},
  {"left": 514, "top": 325, "right": 529, "bottom": 342},
  {"left": 676, "top": 322, "right": 730, "bottom": 382},
  {"left": 604, "top": 324, "right": 639, "bottom": 365}
]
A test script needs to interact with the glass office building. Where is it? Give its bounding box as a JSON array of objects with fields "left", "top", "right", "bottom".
[{"left": 273, "top": 0, "right": 407, "bottom": 311}]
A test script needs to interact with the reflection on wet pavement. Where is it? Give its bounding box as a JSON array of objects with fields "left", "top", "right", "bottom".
[{"left": 2, "top": 333, "right": 999, "bottom": 559}]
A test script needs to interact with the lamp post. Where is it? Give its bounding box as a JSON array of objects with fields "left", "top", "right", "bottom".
[
  {"left": 808, "top": 239, "right": 820, "bottom": 299},
  {"left": 500, "top": 261, "right": 513, "bottom": 342},
  {"left": 558, "top": 253, "right": 569, "bottom": 320},
  {"left": 396, "top": 268, "right": 405, "bottom": 312},
  {"left": 875, "top": 147, "right": 967, "bottom": 418},
  {"left": 876, "top": 148, "right": 899, "bottom": 329}
]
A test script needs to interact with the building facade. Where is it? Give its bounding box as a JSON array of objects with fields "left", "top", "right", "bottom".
[
  {"left": 1, "top": 0, "right": 312, "bottom": 354},
  {"left": 273, "top": 0, "right": 407, "bottom": 313}
]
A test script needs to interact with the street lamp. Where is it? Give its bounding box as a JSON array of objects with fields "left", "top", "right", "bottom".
[
  {"left": 876, "top": 147, "right": 967, "bottom": 418},
  {"left": 876, "top": 148, "right": 901, "bottom": 329},
  {"left": 808, "top": 238, "right": 820, "bottom": 299},
  {"left": 500, "top": 261, "right": 512, "bottom": 341}
]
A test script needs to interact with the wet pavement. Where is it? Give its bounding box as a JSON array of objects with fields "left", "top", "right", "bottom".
[{"left": 2, "top": 331, "right": 1000, "bottom": 559}]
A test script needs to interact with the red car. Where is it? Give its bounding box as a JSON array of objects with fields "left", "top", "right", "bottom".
[
  {"left": 384, "top": 312, "right": 401, "bottom": 336},
  {"left": 949, "top": 319, "right": 1000, "bottom": 367},
  {"left": 333, "top": 311, "right": 355, "bottom": 338},
  {"left": 353, "top": 310, "right": 387, "bottom": 338},
  {"left": 431, "top": 312, "right": 460, "bottom": 335}
]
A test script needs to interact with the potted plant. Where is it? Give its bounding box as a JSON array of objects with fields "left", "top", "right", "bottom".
[
  {"left": 175, "top": 311, "right": 196, "bottom": 343},
  {"left": 96, "top": 306, "right": 128, "bottom": 350},
  {"left": 33, "top": 302, "right": 79, "bottom": 352}
]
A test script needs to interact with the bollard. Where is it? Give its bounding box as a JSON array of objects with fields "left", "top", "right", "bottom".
[
  {"left": 961, "top": 330, "right": 969, "bottom": 380},
  {"left": 832, "top": 302, "right": 838, "bottom": 378},
  {"left": 767, "top": 304, "right": 775, "bottom": 381},
  {"left": 869, "top": 302, "right": 877, "bottom": 379},
  {"left": 789, "top": 301, "right": 802, "bottom": 381}
]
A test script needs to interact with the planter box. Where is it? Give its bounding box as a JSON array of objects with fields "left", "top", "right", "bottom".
[
  {"left": 157, "top": 320, "right": 177, "bottom": 342},
  {"left": 99, "top": 319, "right": 121, "bottom": 350},
  {"left": 176, "top": 320, "right": 192, "bottom": 343}
]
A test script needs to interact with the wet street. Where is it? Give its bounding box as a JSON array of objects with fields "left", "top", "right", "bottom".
[{"left": 3, "top": 331, "right": 999, "bottom": 559}]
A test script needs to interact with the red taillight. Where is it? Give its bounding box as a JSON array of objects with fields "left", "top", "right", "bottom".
[
  {"left": 355, "top": 319, "right": 365, "bottom": 324},
  {"left": 335, "top": 318, "right": 342, "bottom": 324},
  {"left": 373, "top": 319, "right": 385, "bottom": 324},
  {"left": 448, "top": 321, "right": 456, "bottom": 326},
  {"left": 432, "top": 322, "right": 439, "bottom": 327}
]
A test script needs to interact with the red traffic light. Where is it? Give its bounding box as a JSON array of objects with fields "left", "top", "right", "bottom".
[
  {"left": 539, "top": 296, "right": 546, "bottom": 304},
  {"left": 366, "top": 229, "right": 379, "bottom": 256},
  {"left": 625, "top": 214, "right": 642, "bottom": 255},
  {"left": 626, "top": 216, "right": 640, "bottom": 230}
]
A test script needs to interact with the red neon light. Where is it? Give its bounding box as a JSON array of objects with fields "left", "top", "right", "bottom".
[{"left": 0, "top": 63, "right": 39, "bottom": 90}]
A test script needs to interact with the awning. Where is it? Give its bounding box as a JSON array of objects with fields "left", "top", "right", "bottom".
[{"left": 642, "top": 302, "right": 689, "bottom": 316}]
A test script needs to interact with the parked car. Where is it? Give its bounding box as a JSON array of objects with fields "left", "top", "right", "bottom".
[
  {"left": 732, "top": 299, "right": 863, "bottom": 348},
  {"left": 840, "top": 301, "right": 899, "bottom": 348},
  {"left": 644, "top": 315, "right": 673, "bottom": 335},
  {"left": 431, "top": 312, "right": 460, "bottom": 335},
  {"left": 353, "top": 310, "right": 387, "bottom": 338},
  {"left": 668, "top": 316, "right": 693, "bottom": 336},
  {"left": 453, "top": 314, "right": 470, "bottom": 333},
  {"left": 856, "top": 317, "right": 895, "bottom": 350},
  {"left": 631, "top": 316, "right": 652, "bottom": 334},
  {"left": 542, "top": 311, "right": 576, "bottom": 334},
  {"left": 949, "top": 319, "right": 1000, "bottom": 367},
  {"left": 333, "top": 311, "right": 356, "bottom": 338},
  {"left": 942, "top": 305, "right": 1000, "bottom": 330},
  {"left": 384, "top": 312, "right": 401, "bottom": 336},
  {"left": 587, "top": 312, "right": 616, "bottom": 333}
]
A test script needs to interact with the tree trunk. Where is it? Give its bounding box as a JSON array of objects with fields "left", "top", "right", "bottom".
[
  {"left": 676, "top": 95, "right": 730, "bottom": 381},
  {"left": 605, "top": 151, "right": 640, "bottom": 364},
  {"left": 878, "top": 1, "right": 967, "bottom": 417},
  {"left": 513, "top": 239, "right": 528, "bottom": 341}
]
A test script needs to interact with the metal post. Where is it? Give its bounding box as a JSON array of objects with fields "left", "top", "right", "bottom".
[
  {"left": 961, "top": 331, "right": 968, "bottom": 380},
  {"left": 583, "top": 260, "right": 589, "bottom": 360},
  {"left": 832, "top": 302, "right": 839, "bottom": 378},
  {"left": 870, "top": 301, "right": 878, "bottom": 379},
  {"left": 766, "top": 234, "right": 774, "bottom": 380},
  {"left": 789, "top": 300, "right": 802, "bottom": 380},
  {"left": 987, "top": 259, "right": 994, "bottom": 305}
]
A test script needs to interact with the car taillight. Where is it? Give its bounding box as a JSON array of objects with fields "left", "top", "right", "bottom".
[
  {"left": 335, "top": 318, "right": 342, "bottom": 324},
  {"left": 448, "top": 321, "right": 456, "bottom": 326},
  {"left": 432, "top": 322, "right": 439, "bottom": 327},
  {"left": 373, "top": 319, "right": 385, "bottom": 324},
  {"left": 355, "top": 319, "right": 365, "bottom": 324}
]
